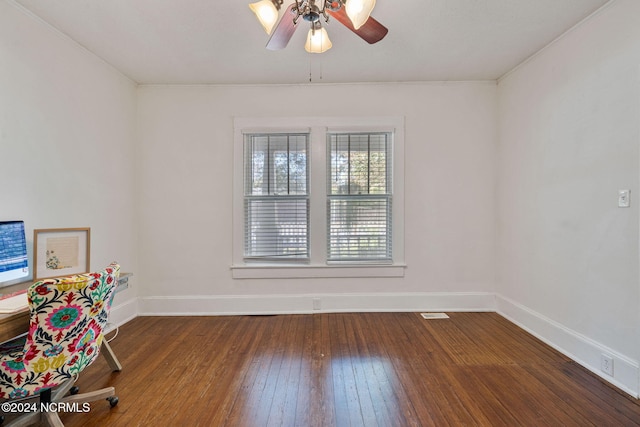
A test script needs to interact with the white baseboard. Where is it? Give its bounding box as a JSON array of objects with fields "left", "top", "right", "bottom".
[
  {"left": 138, "top": 292, "right": 496, "bottom": 316},
  {"left": 496, "top": 294, "right": 639, "bottom": 398}
]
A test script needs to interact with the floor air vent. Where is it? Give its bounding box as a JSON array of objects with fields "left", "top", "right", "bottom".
[{"left": 420, "top": 312, "right": 450, "bottom": 319}]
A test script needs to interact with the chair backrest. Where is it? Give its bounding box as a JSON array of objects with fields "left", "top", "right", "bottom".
[{"left": 0, "top": 262, "right": 120, "bottom": 400}]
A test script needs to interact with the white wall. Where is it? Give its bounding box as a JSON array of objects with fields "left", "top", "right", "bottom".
[
  {"left": 0, "top": 1, "right": 139, "bottom": 323},
  {"left": 496, "top": 0, "right": 640, "bottom": 395},
  {"left": 136, "top": 82, "right": 497, "bottom": 312}
]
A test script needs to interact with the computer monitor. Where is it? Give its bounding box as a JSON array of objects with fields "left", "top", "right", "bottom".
[{"left": 0, "top": 220, "right": 29, "bottom": 287}]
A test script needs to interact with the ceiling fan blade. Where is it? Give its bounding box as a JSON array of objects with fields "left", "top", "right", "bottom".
[
  {"left": 266, "top": 4, "right": 299, "bottom": 51},
  {"left": 327, "top": 6, "right": 388, "bottom": 44}
]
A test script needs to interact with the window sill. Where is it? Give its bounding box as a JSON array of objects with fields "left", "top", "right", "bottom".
[{"left": 231, "top": 264, "right": 406, "bottom": 279}]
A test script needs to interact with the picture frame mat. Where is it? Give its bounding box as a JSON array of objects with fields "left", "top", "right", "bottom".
[{"left": 33, "top": 227, "right": 91, "bottom": 280}]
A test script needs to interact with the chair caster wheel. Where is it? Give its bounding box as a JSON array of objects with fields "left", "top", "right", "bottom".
[
  {"left": 107, "top": 396, "right": 119, "bottom": 408},
  {"left": 70, "top": 386, "right": 80, "bottom": 395}
]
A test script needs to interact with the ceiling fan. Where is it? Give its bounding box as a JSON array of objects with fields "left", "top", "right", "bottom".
[{"left": 249, "top": 0, "right": 388, "bottom": 53}]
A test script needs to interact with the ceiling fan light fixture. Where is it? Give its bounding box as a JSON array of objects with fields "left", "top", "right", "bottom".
[
  {"left": 264, "top": 0, "right": 387, "bottom": 52},
  {"left": 249, "top": 0, "right": 280, "bottom": 35},
  {"left": 305, "top": 24, "right": 332, "bottom": 53},
  {"left": 345, "top": 0, "right": 376, "bottom": 30}
]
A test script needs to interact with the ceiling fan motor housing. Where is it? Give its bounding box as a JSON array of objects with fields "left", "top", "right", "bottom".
[{"left": 302, "top": 2, "right": 321, "bottom": 22}]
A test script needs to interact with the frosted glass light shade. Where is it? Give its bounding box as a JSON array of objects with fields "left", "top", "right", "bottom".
[
  {"left": 345, "top": 0, "right": 376, "bottom": 30},
  {"left": 305, "top": 27, "right": 332, "bottom": 53},
  {"left": 249, "top": 0, "right": 279, "bottom": 34}
]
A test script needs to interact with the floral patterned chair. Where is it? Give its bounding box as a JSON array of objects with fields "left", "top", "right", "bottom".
[{"left": 0, "top": 262, "right": 121, "bottom": 426}]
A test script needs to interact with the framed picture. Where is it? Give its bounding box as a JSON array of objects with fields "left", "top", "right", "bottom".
[{"left": 33, "top": 228, "right": 91, "bottom": 280}]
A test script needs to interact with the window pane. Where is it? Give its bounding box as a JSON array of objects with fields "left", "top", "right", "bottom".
[
  {"left": 245, "top": 198, "right": 309, "bottom": 259},
  {"left": 329, "top": 133, "right": 390, "bottom": 195},
  {"left": 287, "top": 135, "right": 307, "bottom": 195},
  {"left": 246, "top": 135, "right": 268, "bottom": 195},
  {"left": 328, "top": 197, "right": 392, "bottom": 260},
  {"left": 368, "top": 134, "right": 389, "bottom": 194},
  {"left": 245, "top": 134, "right": 308, "bottom": 196}
]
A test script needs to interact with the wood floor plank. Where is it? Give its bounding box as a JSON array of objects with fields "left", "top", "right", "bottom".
[
  {"left": 268, "top": 315, "right": 304, "bottom": 427},
  {"left": 375, "top": 313, "right": 446, "bottom": 426},
  {"left": 327, "top": 313, "right": 361, "bottom": 426},
  {"left": 212, "top": 315, "right": 274, "bottom": 426},
  {"left": 347, "top": 313, "right": 401, "bottom": 427},
  {"left": 52, "top": 312, "right": 640, "bottom": 426},
  {"left": 303, "top": 311, "right": 336, "bottom": 427}
]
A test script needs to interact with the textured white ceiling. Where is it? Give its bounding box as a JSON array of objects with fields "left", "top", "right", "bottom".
[{"left": 10, "top": 0, "right": 611, "bottom": 84}]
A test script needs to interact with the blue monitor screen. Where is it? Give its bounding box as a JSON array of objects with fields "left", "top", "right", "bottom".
[{"left": 0, "top": 220, "right": 29, "bottom": 285}]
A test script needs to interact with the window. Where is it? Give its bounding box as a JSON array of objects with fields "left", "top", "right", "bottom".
[
  {"left": 233, "top": 117, "right": 404, "bottom": 279},
  {"left": 327, "top": 132, "right": 392, "bottom": 262},
  {"left": 244, "top": 133, "right": 309, "bottom": 261}
]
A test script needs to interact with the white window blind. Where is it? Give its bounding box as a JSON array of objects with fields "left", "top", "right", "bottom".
[
  {"left": 244, "top": 133, "right": 309, "bottom": 261},
  {"left": 327, "top": 132, "right": 392, "bottom": 261}
]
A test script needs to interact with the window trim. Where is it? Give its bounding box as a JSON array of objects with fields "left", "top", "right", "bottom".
[{"left": 232, "top": 116, "right": 405, "bottom": 279}]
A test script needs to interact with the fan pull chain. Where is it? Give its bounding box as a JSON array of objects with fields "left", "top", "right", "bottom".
[{"left": 308, "top": 54, "right": 324, "bottom": 82}]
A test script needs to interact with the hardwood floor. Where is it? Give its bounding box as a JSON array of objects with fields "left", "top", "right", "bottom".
[{"left": 55, "top": 312, "right": 640, "bottom": 426}]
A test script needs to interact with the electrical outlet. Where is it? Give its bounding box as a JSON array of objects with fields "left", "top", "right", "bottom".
[
  {"left": 312, "top": 298, "right": 321, "bottom": 311},
  {"left": 601, "top": 354, "right": 614, "bottom": 376}
]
